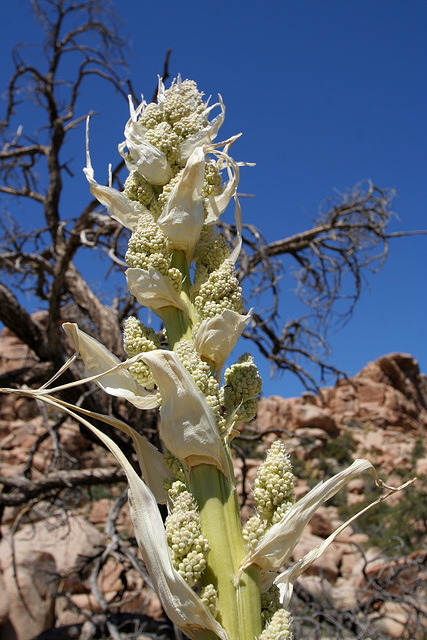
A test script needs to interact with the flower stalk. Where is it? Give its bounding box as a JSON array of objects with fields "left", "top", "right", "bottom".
[
  {"left": 190, "top": 463, "right": 262, "bottom": 640},
  {"left": 0, "top": 75, "right": 415, "bottom": 640},
  {"left": 161, "top": 249, "right": 195, "bottom": 347}
]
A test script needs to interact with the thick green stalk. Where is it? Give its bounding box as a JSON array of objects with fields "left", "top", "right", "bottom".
[
  {"left": 162, "top": 250, "right": 199, "bottom": 348},
  {"left": 161, "top": 306, "right": 192, "bottom": 348},
  {"left": 170, "top": 250, "right": 192, "bottom": 298},
  {"left": 190, "top": 462, "right": 262, "bottom": 640},
  {"left": 166, "top": 250, "right": 261, "bottom": 637}
]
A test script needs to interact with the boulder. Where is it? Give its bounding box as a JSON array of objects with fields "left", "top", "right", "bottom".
[
  {"left": 0, "top": 514, "right": 105, "bottom": 638},
  {"left": 0, "top": 551, "right": 57, "bottom": 640}
]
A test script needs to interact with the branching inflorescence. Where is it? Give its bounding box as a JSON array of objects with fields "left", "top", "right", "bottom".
[{"left": 0, "top": 76, "right": 413, "bottom": 640}]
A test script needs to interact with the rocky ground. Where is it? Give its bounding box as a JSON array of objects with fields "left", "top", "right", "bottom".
[{"left": 0, "top": 325, "right": 426, "bottom": 639}]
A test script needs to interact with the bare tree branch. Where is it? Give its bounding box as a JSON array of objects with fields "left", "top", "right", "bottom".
[{"left": 0, "top": 467, "right": 126, "bottom": 506}]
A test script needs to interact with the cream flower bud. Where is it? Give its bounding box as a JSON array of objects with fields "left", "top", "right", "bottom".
[
  {"left": 254, "top": 441, "right": 295, "bottom": 521},
  {"left": 165, "top": 491, "right": 210, "bottom": 587},
  {"left": 259, "top": 609, "right": 293, "bottom": 640},
  {"left": 124, "top": 170, "right": 157, "bottom": 209},
  {"left": 125, "top": 213, "right": 170, "bottom": 272},
  {"left": 193, "top": 258, "right": 244, "bottom": 320},
  {"left": 173, "top": 339, "right": 217, "bottom": 395},
  {"left": 167, "top": 480, "right": 187, "bottom": 501},
  {"left": 200, "top": 584, "right": 218, "bottom": 617},
  {"left": 221, "top": 353, "right": 262, "bottom": 424},
  {"left": 123, "top": 317, "right": 161, "bottom": 388},
  {"left": 242, "top": 514, "right": 265, "bottom": 552}
]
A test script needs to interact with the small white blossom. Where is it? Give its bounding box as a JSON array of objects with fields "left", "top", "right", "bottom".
[
  {"left": 254, "top": 441, "right": 295, "bottom": 521},
  {"left": 259, "top": 609, "right": 293, "bottom": 640}
]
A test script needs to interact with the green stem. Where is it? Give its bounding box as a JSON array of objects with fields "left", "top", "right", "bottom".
[
  {"left": 162, "top": 250, "right": 199, "bottom": 349},
  {"left": 170, "top": 249, "right": 192, "bottom": 298},
  {"left": 189, "top": 463, "right": 261, "bottom": 640},
  {"left": 161, "top": 306, "right": 192, "bottom": 348}
]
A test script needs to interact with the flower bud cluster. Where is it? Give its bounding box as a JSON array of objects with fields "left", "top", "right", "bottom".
[
  {"left": 220, "top": 353, "right": 262, "bottom": 424},
  {"left": 165, "top": 490, "right": 210, "bottom": 587},
  {"left": 123, "top": 316, "right": 161, "bottom": 387},
  {"left": 145, "top": 121, "right": 180, "bottom": 166},
  {"left": 194, "top": 233, "right": 231, "bottom": 286},
  {"left": 124, "top": 171, "right": 158, "bottom": 211},
  {"left": 201, "top": 161, "right": 223, "bottom": 199},
  {"left": 174, "top": 339, "right": 216, "bottom": 395},
  {"left": 200, "top": 584, "right": 218, "bottom": 617},
  {"left": 167, "top": 480, "right": 186, "bottom": 501},
  {"left": 254, "top": 441, "right": 295, "bottom": 522},
  {"left": 260, "top": 584, "right": 281, "bottom": 629},
  {"left": 242, "top": 514, "right": 264, "bottom": 552},
  {"left": 174, "top": 340, "right": 227, "bottom": 435},
  {"left": 194, "top": 259, "right": 244, "bottom": 320},
  {"left": 137, "top": 79, "right": 207, "bottom": 172},
  {"left": 156, "top": 169, "right": 183, "bottom": 213},
  {"left": 259, "top": 609, "right": 293, "bottom": 640},
  {"left": 163, "top": 451, "right": 186, "bottom": 485},
  {"left": 142, "top": 79, "right": 207, "bottom": 145},
  {"left": 125, "top": 214, "right": 182, "bottom": 291}
]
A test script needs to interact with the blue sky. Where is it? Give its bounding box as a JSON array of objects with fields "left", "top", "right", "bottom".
[{"left": 1, "top": 1, "right": 426, "bottom": 398}]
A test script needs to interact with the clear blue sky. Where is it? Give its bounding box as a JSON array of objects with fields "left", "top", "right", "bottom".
[{"left": 1, "top": 1, "right": 426, "bottom": 398}]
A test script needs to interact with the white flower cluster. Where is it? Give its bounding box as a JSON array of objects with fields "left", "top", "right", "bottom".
[
  {"left": 221, "top": 353, "right": 262, "bottom": 424},
  {"left": 200, "top": 583, "right": 219, "bottom": 617},
  {"left": 242, "top": 514, "right": 264, "bottom": 552},
  {"left": 259, "top": 609, "right": 293, "bottom": 640},
  {"left": 165, "top": 489, "right": 210, "bottom": 587},
  {"left": 122, "top": 77, "right": 210, "bottom": 184},
  {"left": 173, "top": 339, "right": 226, "bottom": 435},
  {"left": 123, "top": 316, "right": 161, "bottom": 388},
  {"left": 124, "top": 171, "right": 157, "bottom": 211},
  {"left": 194, "top": 258, "right": 244, "bottom": 321},
  {"left": 254, "top": 440, "right": 295, "bottom": 523},
  {"left": 193, "top": 233, "right": 231, "bottom": 287},
  {"left": 140, "top": 79, "right": 207, "bottom": 152},
  {"left": 173, "top": 339, "right": 217, "bottom": 395}
]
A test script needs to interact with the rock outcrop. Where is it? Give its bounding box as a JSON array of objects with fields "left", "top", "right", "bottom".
[{"left": 254, "top": 352, "right": 427, "bottom": 472}]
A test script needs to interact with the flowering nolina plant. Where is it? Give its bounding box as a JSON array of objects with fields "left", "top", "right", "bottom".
[{"left": 1, "top": 77, "right": 412, "bottom": 640}]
